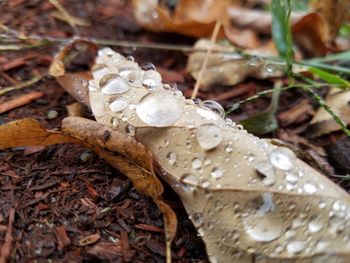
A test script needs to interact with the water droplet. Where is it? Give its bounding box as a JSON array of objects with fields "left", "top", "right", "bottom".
[
  {"left": 125, "top": 124, "right": 135, "bottom": 136},
  {"left": 141, "top": 62, "right": 156, "bottom": 71},
  {"left": 126, "top": 55, "right": 134, "bottom": 61},
  {"left": 100, "top": 74, "right": 130, "bottom": 94},
  {"left": 92, "top": 64, "right": 110, "bottom": 79},
  {"left": 285, "top": 172, "right": 298, "bottom": 184},
  {"left": 269, "top": 147, "right": 295, "bottom": 171},
  {"left": 126, "top": 70, "right": 143, "bottom": 87},
  {"left": 286, "top": 240, "right": 306, "bottom": 254},
  {"left": 190, "top": 212, "right": 204, "bottom": 227},
  {"left": 308, "top": 215, "right": 324, "bottom": 233},
  {"left": 200, "top": 100, "right": 225, "bottom": 118},
  {"left": 88, "top": 80, "right": 97, "bottom": 92},
  {"left": 109, "top": 117, "right": 119, "bottom": 129},
  {"left": 191, "top": 158, "right": 202, "bottom": 169},
  {"left": 264, "top": 63, "right": 276, "bottom": 76},
  {"left": 181, "top": 173, "right": 198, "bottom": 185},
  {"left": 166, "top": 152, "right": 177, "bottom": 165},
  {"left": 109, "top": 99, "right": 128, "bottom": 112},
  {"left": 201, "top": 180, "right": 211, "bottom": 189},
  {"left": 196, "top": 124, "right": 223, "bottom": 150},
  {"left": 255, "top": 161, "right": 276, "bottom": 186},
  {"left": 196, "top": 108, "right": 218, "bottom": 120},
  {"left": 248, "top": 55, "right": 263, "bottom": 67},
  {"left": 225, "top": 142, "right": 233, "bottom": 153},
  {"left": 243, "top": 213, "right": 283, "bottom": 242},
  {"left": 136, "top": 91, "right": 183, "bottom": 127},
  {"left": 211, "top": 167, "right": 223, "bottom": 179},
  {"left": 204, "top": 157, "right": 212, "bottom": 166},
  {"left": 142, "top": 70, "right": 162, "bottom": 90},
  {"left": 303, "top": 183, "right": 317, "bottom": 194},
  {"left": 292, "top": 218, "right": 302, "bottom": 229}
]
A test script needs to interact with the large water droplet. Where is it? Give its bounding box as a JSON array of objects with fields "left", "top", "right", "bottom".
[
  {"left": 211, "top": 167, "right": 223, "bottom": 179},
  {"left": 196, "top": 108, "right": 218, "bottom": 121},
  {"left": 255, "top": 161, "right": 276, "bottom": 186},
  {"left": 109, "top": 99, "right": 128, "bottom": 112},
  {"left": 126, "top": 70, "right": 143, "bottom": 87},
  {"left": 196, "top": 124, "right": 223, "bottom": 150},
  {"left": 166, "top": 152, "right": 177, "bottom": 165},
  {"left": 308, "top": 215, "right": 324, "bottom": 233},
  {"left": 191, "top": 158, "right": 202, "bottom": 169},
  {"left": 136, "top": 91, "right": 183, "bottom": 127},
  {"left": 286, "top": 240, "right": 306, "bottom": 254},
  {"left": 142, "top": 70, "right": 162, "bottom": 90},
  {"left": 243, "top": 193, "right": 283, "bottom": 242},
  {"left": 269, "top": 147, "right": 295, "bottom": 171},
  {"left": 200, "top": 100, "right": 225, "bottom": 119},
  {"left": 100, "top": 74, "right": 130, "bottom": 94}
]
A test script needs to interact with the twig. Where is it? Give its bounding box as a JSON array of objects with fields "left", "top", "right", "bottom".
[
  {"left": 0, "top": 91, "right": 44, "bottom": 114},
  {"left": 191, "top": 20, "right": 221, "bottom": 100},
  {"left": 48, "top": 0, "right": 80, "bottom": 35},
  {"left": 0, "top": 74, "right": 45, "bottom": 96},
  {"left": 0, "top": 208, "right": 15, "bottom": 263}
]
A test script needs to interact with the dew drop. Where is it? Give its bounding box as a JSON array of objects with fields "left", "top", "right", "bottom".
[
  {"left": 255, "top": 161, "right": 276, "bottom": 186},
  {"left": 92, "top": 64, "right": 110, "bottom": 79},
  {"left": 225, "top": 142, "right": 233, "bottom": 153},
  {"left": 125, "top": 124, "right": 135, "bottom": 136},
  {"left": 269, "top": 147, "right": 295, "bottom": 171},
  {"left": 88, "top": 80, "right": 97, "bottom": 92},
  {"left": 190, "top": 212, "right": 204, "bottom": 227},
  {"left": 248, "top": 55, "right": 263, "bottom": 67},
  {"left": 191, "top": 158, "right": 202, "bottom": 169},
  {"left": 211, "top": 167, "right": 223, "bottom": 180},
  {"left": 141, "top": 62, "right": 156, "bottom": 71},
  {"left": 200, "top": 100, "right": 225, "bottom": 119},
  {"left": 126, "top": 55, "right": 134, "bottom": 61},
  {"left": 196, "top": 108, "right": 218, "bottom": 120},
  {"left": 196, "top": 123, "right": 223, "bottom": 150},
  {"left": 303, "top": 183, "right": 317, "bottom": 194},
  {"left": 100, "top": 74, "right": 130, "bottom": 94},
  {"left": 109, "top": 99, "right": 128, "bottom": 112},
  {"left": 308, "top": 215, "right": 324, "bottom": 233},
  {"left": 126, "top": 70, "right": 143, "bottom": 87},
  {"left": 181, "top": 173, "right": 198, "bottom": 185},
  {"left": 166, "top": 152, "right": 177, "bottom": 165},
  {"left": 286, "top": 240, "right": 306, "bottom": 254},
  {"left": 142, "top": 70, "right": 162, "bottom": 90},
  {"left": 110, "top": 117, "right": 119, "bottom": 128},
  {"left": 136, "top": 91, "right": 183, "bottom": 127}
]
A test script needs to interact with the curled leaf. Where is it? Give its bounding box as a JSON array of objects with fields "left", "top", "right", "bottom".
[{"left": 86, "top": 47, "right": 350, "bottom": 262}]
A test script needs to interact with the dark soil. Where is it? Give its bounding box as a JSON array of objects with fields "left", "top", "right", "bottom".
[{"left": 0, "top": 0, "right": 349, "bottom": 262}]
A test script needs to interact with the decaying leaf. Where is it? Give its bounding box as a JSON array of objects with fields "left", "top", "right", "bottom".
[
  {"left": 186, "top": 39, "right": 281, "bottom": 88},
  {"left": 308, "top": 88, "right": 350, "bottom": 137},
  {"left": 312, "top": 0, "right": 350, "bottom": 43},
  {"left": 84, "top": 46, "right": 350, "bottom": 262}
]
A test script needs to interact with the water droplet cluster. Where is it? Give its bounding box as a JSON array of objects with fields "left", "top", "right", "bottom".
[{"left": 88, "top": 47, "right": 350, "bottom": 262}]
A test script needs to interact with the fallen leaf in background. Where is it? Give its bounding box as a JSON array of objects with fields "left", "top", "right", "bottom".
[
  {"left": 312, "top": 0, "right": 350, "bottom": 43},
  {"left": 292, "top": 12, "right": 332, "bottom": 57},
  {"left": 308, "top": 88, "right": 350, "bottom": 137},
  {"left": 186, "top": 39, "right": 281, "bottom": 89},
  {"left": 132, "top": 0, "right": 227, "bottom": 38},
  {"left": 87, "top": 46, "right": 350, "bottom": 262}
]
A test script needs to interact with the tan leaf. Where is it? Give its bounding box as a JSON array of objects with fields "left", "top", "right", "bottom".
[
  {"left": 186, "top": 39, "right": 281, "bottom": 88},
  {"left": 308, "top": 88, "right": 350, "bottom": 137},
  {"left": 87, "top": 47, "right": 350, "bottom": 262}
]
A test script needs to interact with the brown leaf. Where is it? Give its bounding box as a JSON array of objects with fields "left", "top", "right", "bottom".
[
  {"left": 312, "top": 0, "right": 350, "bottom": 43},
  {"left": 292, "top": 12, "right": 332, "bottom": 57},
  {"left": 78, "top": 233, "right": 101, "bottom": 246}
]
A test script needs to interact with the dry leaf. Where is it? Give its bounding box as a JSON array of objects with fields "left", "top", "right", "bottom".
[
  {"left": 186, "top": 39, "right": 281, "bottom": 88},
  {"left": 308, "top": 88, "right": 350, "bottom": 137},
  {"left": 78, "top": 233, "right": 101, "bottom": 246},
  {"left": 312, "top": 0, "right": 350, "bottom": 43},
  {"left": 85, "top": 47, "right": 350, "bottom": 262}
]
